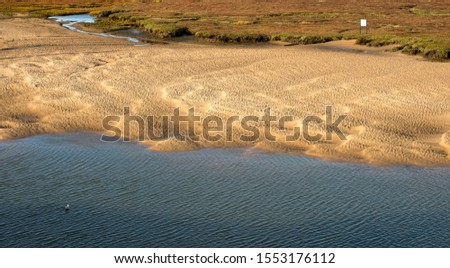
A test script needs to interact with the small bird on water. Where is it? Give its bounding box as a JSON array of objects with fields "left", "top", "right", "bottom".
[{"left": 64, "top": 204, "right": 70, "bottom": 211}]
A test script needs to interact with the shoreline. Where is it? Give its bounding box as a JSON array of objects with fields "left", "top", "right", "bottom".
[
  {"left": 79, "top": 14, "right": 450, "bottom": 61},
  {"left": 2, "top": 129, "right": 450, "bottom": 249},
  {"left": 3, "top": 130, "right": 450, "bottom": 169},
  {"left": 2, "top": 9, "right": 448, "bottom": 60},
  {"left": 0, "top": 17, "right": 449, "bottom": 167},
  {"left": 70, "top": 16, "right": 410, "bottom": 59}
]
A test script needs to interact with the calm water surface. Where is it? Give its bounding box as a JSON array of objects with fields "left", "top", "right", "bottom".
[
  {"left": 48, "top": 14, "right": 141, "bottom": 43},
  {"left": 1, "top": 133, "right": 449, "bottom": 247}
]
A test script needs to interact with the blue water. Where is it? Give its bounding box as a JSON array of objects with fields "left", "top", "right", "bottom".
[
  {"left": 48, "top": 14, "right": 141, "bottom": 43},
  {"left": 0, "top": 133, "right": 449, "bottom": 247}
]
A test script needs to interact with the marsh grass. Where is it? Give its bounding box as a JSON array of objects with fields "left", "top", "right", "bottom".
[
  {"left": 195, "top": 31, "right": 269, "bottom": 43},
  {"left": 89, "top": 9, "right": 122, "bottom": 18},
  {"left": 82, "top": 20, "right": 131, "bottom": 32},
  {"left": 195, "top": 33, "right": 344, "bottom": 44},
  {"left": 140, "top": 21, "right": 190, "bottom": 38},
  {"left": 271, "top": 34, "right": 343, "bottom": 44},
  {"left": 356, "top": 36, "right": 450, "bottom": 61},
  {"left": 0, "top": 4, "right": 103, "bottom": 17},
  {"left": 1, "top": 1, "right": 449, "bottom": 60}
]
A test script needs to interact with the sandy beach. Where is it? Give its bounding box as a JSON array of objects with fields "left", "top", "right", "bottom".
[{"left": 1, "top": 17, "right": 449, "bottom": 166}]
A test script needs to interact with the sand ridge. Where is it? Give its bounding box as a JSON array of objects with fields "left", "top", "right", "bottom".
[{"left": 1, "top": 17, "right": 449, "bottom": 166}]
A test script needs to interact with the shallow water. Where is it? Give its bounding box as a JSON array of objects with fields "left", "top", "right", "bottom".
[
  {"left": 48, "top": 14, "right": 141, "bottom": 43},
  {"left": 1, "top": 133, "right": 449, "bottom": 247}
]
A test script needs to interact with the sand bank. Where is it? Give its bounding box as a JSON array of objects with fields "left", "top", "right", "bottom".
[{"left": 1, "top": 17, "right": 449, "bottom": 166}]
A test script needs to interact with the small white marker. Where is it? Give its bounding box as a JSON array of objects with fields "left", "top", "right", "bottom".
[
  {"left": 360, "top": 19, "right": 367, "bottom": 27},
  {"left": 65, "top": 204, "right": 70, "bottom": 211},
  {"left": 360, "top": 19, "right": 368, "bottom": 34}
]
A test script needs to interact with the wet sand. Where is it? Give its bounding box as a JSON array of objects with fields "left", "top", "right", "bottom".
[{"left": 1, "top": 17, "right": 449, "bottom": 166}]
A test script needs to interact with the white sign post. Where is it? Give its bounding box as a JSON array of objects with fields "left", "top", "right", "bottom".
[{"left": 360, "top": 19, "right": 368, "bottom": 34}]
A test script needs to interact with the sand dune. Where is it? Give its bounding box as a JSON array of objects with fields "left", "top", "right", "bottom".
[{"left": 1, "top": 17, "right": 449, "bottom": 166}]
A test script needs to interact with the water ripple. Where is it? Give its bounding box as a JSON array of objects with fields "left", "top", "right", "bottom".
[{"left": 1, "top": 133, "right": 450, "bottom": 247}]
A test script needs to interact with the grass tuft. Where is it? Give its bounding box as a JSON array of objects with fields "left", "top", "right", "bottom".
[
  {"left": 139, "top": 20, "right": 191, "bottom": 38},
  {"left": 356, "top": 35, "right": 450, "bottom": 61},
  {"left": 271, "top": 34, "right": 343, "bottom": 44},
  {"left": 195, "top": 32, "right": 270, "bottom": 43}
]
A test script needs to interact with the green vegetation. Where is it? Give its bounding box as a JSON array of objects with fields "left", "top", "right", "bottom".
[
  {"left": 138, "top": 20, "right": 190, "bottom": 38},
  {"left": 1, "top": 2, "right": 448, "bottom": 61},
  {"left": 89, "top": 9, "right": 122, "bottom": 18},
  {"left": 82, "top": 12, "right": 191, "bottom": 38},
  {"left": 271, "top": 34, "right": 343, "bottom": 44},
  {"left": 81, "top": 20, "right": 130, "bottom": 32},
  {"left": 83, "top": 12, "right": 140, "bottom": 31},
  {"left": 194, "top": 32, "right": 344, "bottom": 44},
  {"left": 356, "top": 36, "right": 450, "bottom": 61},
  {"left": 195, "top": 32, "right": 269, "bottom": 43}
]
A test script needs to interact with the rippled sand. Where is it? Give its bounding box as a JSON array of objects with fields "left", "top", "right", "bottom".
[{"left": 1, "top": 17, "right": 449, "bottom": 166}]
